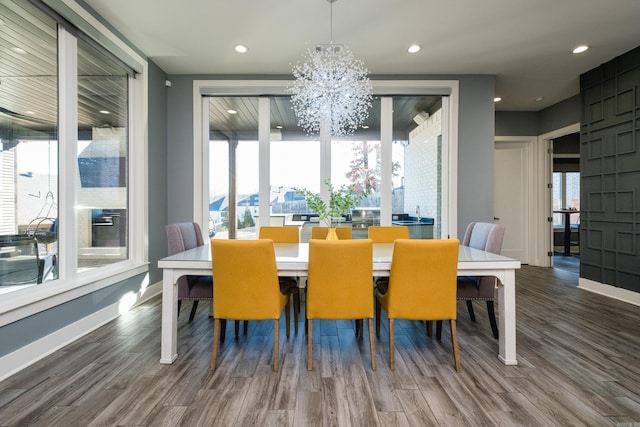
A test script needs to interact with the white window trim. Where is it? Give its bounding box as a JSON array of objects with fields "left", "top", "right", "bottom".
[{"left": 192, "top": 79, "right": 459, "bottom": 238}]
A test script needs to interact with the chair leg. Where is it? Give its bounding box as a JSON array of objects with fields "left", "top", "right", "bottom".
[
  {"left": 234, "top": 320, "right": 240, "bottom": 338},
  {"left": 388, "top": 318, "right": 395, "bottom": 371},
  {"left": 177, "top": 300, "right": 182, "bottom": 317},
  {"left": 426, "top": 321, "right": 433, "bottom": 337},
  {"left": 435, "top": 320, "right": 443, "bottom": 340},
  {"left": 307, "top": 319, "right": 313, "bottom": 370},
  {"left": 293, "top": 291, "right": 300, "bottom": 334},
  {"left": 220, "top": 319, "right": 227, "bottom": 342},
  {"left": 355, "top": 319, "right": 363, "bottom": 337},
  {"left": 375, "top": 299, "right": 381, "bottom": 338},
  {"left": 285, "top": 300, "right": 291, "bottom": 338},
  {"left": 487, "top": 301, "right": 499, "bottom": 339},
  {"left": 188, "top": 300, "right": 199, "bottom": 322},
  {"left": 211, "top": 318, "right": 221, "bottom": 370},
  {"left": 449, "top": 319, "right": 461, "bottom": 372},
  {"left": 466, "top": 300, "right": 476, "bottom": 322},
  {"left": 273, "top": 319, "right": 279, "bottom": 372},
  {"left": 368, "top": 318, "right": 376, "bottom": 371},
  {"left": 243, "top": 320, "right": 249, "bottom": 334}
]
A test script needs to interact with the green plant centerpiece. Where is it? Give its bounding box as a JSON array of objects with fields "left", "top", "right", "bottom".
[{"left": 296, "top": 179, "right": 367, "bottom": 228}]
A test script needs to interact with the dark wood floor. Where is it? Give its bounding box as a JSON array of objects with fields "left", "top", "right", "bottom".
[{"left": 1, "top": 265, "right": 639, "bottom": 426}]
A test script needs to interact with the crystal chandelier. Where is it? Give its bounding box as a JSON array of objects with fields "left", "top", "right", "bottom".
[{"left": 287, "top": 0, "right": 373, "bottom": 137}]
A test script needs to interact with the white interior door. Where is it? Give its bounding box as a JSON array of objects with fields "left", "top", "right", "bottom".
[{"left": 494, "top": 141, "right": 530, "bottom": 263}]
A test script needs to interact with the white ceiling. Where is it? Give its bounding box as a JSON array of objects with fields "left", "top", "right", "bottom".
[{"left": 84, "top": 0, "right": 640, "bottom": 111}]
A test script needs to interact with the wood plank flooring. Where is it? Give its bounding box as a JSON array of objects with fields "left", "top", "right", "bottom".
[{"left": 1, "top": 265, "right": 639, "bottom": 426}]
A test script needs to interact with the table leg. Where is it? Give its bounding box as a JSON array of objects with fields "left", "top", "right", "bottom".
[
  {"left": 160, "top": 269, "right": 178, "bottom": 364},
  {"left": 498, "top": 269, "right": 517, "bottom": 365},
  {"left": 563, "top": 213, "right": 571, "bottom": 256}
]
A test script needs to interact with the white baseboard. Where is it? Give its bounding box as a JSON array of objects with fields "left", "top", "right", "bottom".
[
  {"left": 0, "top": 280, "right": 162, "bottom": 382},
  {"left": 579, "top": 278, "right": 640, "bottom": 307}
]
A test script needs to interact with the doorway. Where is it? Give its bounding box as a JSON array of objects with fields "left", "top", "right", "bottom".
[{"left": 539, "top": 123, "right": 580, "bottom": 272}]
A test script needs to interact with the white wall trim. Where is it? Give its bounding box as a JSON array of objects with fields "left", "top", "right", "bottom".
[
  {"left": 0, "top": 280, "right": 161, "bottom": 382},
  {"left": 579, "top": 278, "right": 640, "bottom": 307}
]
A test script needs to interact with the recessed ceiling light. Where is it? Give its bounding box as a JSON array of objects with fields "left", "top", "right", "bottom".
[
  {"left": 535, "top": 96, "right": 544, "bottom": 102},
  {"left": 407, "top": 44, "right": 421, "bottom": 54},
  {"left": 234, "top": 45, "right": 248, "bottom": 53},
  {"left": 227, "top": 109, "right": 237, "bottom": 114},
  {"left": 572, "top": 45, "right": 589, "bottom": 54},
  {"left": 276, "top": 125, "right": 283, "bottom": 129},
  {"left": 99, "top": 110, "right": 111, "bottom": 114},
  {"left": 362, "top": 125, "right": 369, "bottom": 129},
  {"left": 25, "top": 110, "right": 35, "bottom": 115},
  {"left": 11, "top": 47, "right": 26, "bottom": 55},
  {"left": 494, "top": 97, "right": 502, "bottom": 103}
]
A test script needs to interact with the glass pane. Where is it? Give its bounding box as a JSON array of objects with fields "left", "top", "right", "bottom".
[
  {"left": 236, "top": 140, "right": 258, "bottom": 239},
  {"left": 208, "top": 97, "right": 259, "bottom": 239},
  {"left": 332, "top": 139, "right": 381, "bottom": 239},
  {"left": 208, "top": 140, "right": 228, "bottom": 239},
  {"left": 393, "top": 96, "right": 443, "bottom": 239},
  {"left": 552, "top": 172, "right": 563, "bottom": 226},
  {"left": 270, "top": 140, "right": 319, "bottom": 226},
  {"left": 76, "top": 38, "right": 129, "bottom": 271},
  {"left": 566, "top": 172, "right": 580, "bottom": 224},
  {"left": 0, "top": 0, "right": 58, "bottom": 291}
]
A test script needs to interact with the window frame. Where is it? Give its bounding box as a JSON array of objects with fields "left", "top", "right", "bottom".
[
  {"left": 0, "top": 4, "right": 148, "bottom": 324},
  {"left": 192, "top": 80, "right": 459, "bottom": 238}
]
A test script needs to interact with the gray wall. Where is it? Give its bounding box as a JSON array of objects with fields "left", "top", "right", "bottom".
[
  {"left": 166, "top": 75, "right": 496, "bottom": 239},
  {"left": 147, "top": 60, "right": 169, "bottom": 283},
  {"left": 0, "top": 273, "right": 147, "bottom": 357},
  {"left": 539, "top": 95, "right": 581, "bottom": 134},
  {"left": 495, "top": 95, "right": 581, "bottom": 137}
]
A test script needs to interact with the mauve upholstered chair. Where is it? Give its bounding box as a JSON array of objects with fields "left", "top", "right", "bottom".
[
  {"left": 438, "top": 222, "right": 505, "bottom": 340},
  {"left": 165, "top": 222, "right": 213, "bottom": 322}
]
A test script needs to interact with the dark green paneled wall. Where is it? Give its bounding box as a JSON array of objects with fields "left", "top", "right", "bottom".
[{"left": 580, "top": 46, "right": 640, "bottom": 292}]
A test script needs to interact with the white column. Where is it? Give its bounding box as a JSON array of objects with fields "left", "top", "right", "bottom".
[
  {"left": 380, "top": 97, "right": 393, "bottom": 226},
  {"left": 319, "top": 120, "right": 331, "bottom": 226},
  {"left": 258, "top": 97, "right": 271, "bottom": 230}
]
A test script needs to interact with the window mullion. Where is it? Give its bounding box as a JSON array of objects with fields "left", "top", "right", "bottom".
[{"left": 57, "top": 25, "right": 79, "bottom": 278}]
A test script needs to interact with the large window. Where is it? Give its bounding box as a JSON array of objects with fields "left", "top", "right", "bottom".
[
  {"left": 205, "top": 93, "right": 449, "bottom": 241},
  {"left": 0, "top": 0, "right": 140, "bottom": 294}
]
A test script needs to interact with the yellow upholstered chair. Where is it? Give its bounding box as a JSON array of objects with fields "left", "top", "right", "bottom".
[
  {"left": 368, "top": 226, "right": 410, "bottom": 289},
  {"left": 311, "top": 226, "right": 352, "bottom": 240},
  {"left": 258, "top": 225, "right": 299, "bottom": 243},
  {"left": 210, "top": 239, "right": 291, "bottom": 372},
  {"left": 306, "top": 239, "right": 375, "bottom": 371},
  {"left": 258, "top": 226, "right": 301, "bottom": 333},
  {"left": 375, "top": 239, "right": 461, "bottom": 372},
  {"left": 368, "top": 225, "right": 410, "bottom": 242}
]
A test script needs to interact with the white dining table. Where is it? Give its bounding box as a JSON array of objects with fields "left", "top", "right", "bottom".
[{"left": 158, "top": 242, "right": 521, "bottom": 366}]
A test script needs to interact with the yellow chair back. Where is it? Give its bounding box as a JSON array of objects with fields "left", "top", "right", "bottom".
[
  {"left": 259, "top": 226, "right": 299, "bottom": 243},
  {"left": 307, "top": 239, "right": 373, "bottom": 319},
  {"left": 381, "top": 239, "right": 459, "bottom": 320},
  {"left": 368, "top": 225, "right": 410, "bottom": 243},
  {"left": 211, "top": 239, "right": 288, "bottom": 320},
  {"left": 311, "top": 226, "right": 352, "bottom": 240}
]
